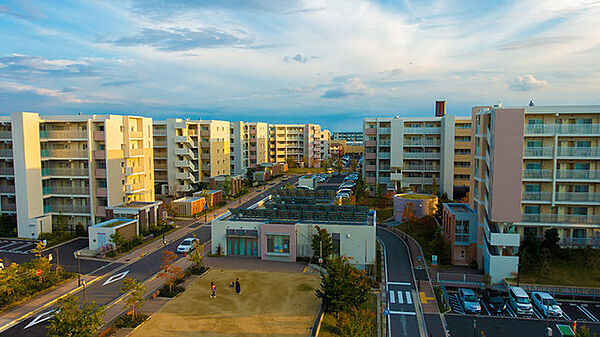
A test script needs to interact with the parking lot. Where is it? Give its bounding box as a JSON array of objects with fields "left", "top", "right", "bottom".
[{"left": 0, "top": 238, "right": 39, "bottom": 254}]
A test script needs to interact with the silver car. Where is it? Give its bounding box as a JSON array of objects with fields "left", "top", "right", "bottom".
[
  {"left": 531, "top": 292, "right": 562, "bottom": 318},
  {"left": 458, "top": 288, "right": 481, "bottom": 314},
  {"left": 177, "top": 238, "right": 199, "bottom": 254}
]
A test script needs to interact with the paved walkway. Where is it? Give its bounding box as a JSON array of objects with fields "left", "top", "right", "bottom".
[{"left": 204, "top": 256, "right": 305, "bottom": 273}]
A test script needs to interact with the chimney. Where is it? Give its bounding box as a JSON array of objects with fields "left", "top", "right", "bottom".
[{"left": 435, "top": 100, "right": 446, "bottom": 117}]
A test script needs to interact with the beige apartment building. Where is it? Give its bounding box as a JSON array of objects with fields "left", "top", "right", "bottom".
[
  {"left": 153, "top": 119, "right": 230, "bottom": 196},
  {"left": 320, "top": 129, "right": 331, "bottom": 163},
  {"left": 470, "top": 104, "right": 600, "bottom": 281},
  {"left": 267, "top": 123, "right": 327, "bottom": 167},
  {"left": 230, "top": 121, "right": 269, "bottom": 176},
  {"left": 0, "top": 112, "right": 154, "bottom": 239},
  {"left": 362, "top": 114, "right": 472, "bottom": 199}
]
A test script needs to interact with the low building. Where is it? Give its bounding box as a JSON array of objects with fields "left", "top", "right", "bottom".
[
  {"left": 441, "top": 203, "right": 478, "bottom": 266},
  {"left": 106, "top": 201, "right": 162, "bottom": 232},
  {"left": 88, "top": 218, "right": 138, "bottom": 252},
  {"left": 211, "top": 203, "right": 376, "bottom": 269},
  {"left": 209, "top": 175, "right": 243, "bottom": 196},
  {"left": 172, "top": 197, "right": 206, "bottom": 216},
  {"left": 194, "top": 190, "right": 223, "bottom": 208},
  {"left": 253, "top": 170, "right": 269, "bottom": 182},
  {"left": 298, "top": 175, "right": 318, "bottom": 190},
  {"left": 393, "top": 193, "right": 438, "bottom": 222}
]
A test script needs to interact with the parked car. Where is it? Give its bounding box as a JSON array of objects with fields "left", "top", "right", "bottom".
[
  {"left": 337, "top": 193, "right": 350, "bottom": 199},
  {"left": 281, "top": 175, "right": 289, "bottom": 181},
  {"left": 531, "top": 292, "right": 562, "bottom": 318},
  {"left": 508, "top": 286, "right": 534, "bottom": 316},
  {"left": 458, "top": 288, "right": 481, "bottom": 314},
  {"left": 297, "top": 185, "right": 314, "bottom": 190},
  {"left": 340, "top": 181, "right": 356, "bottom": 187},
  {"left": 337, "top": 188, "right": 352, "bottom": 194},
  {"left": 177, "top": 238, "right": 200, "bottom": 254},
  {"left": 482, "top": 288, "right": 506, "bottom": 314}
]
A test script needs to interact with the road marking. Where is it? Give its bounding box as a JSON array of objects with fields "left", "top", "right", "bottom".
[
  {"left": 419, "top": 292, "right": 435, "bottom": 305},
  {"left": 389, "top": 311, "right": 416, "bottom": 316},
  {"left": 388, "top": 281, "right": 411, "bottom": 286},
  {"left": 375, "top": 236, "right": 391, "bottom": 337},
  {"left": 578, "top": 304, "right": 599, "bottom": 322},
  {"left": 103, "top": 270, "right": 129, "bottom": 286},
  {"left": 390, "top": 290, "right": 396, "bottom": 304},
  {"left": 397, "top": 291, "right": 403, "bottom": 304},
  {"left": 24, "top": 309, "right": 57, "bottom": 329},
  {"left": 406, "top": 291, "right": 412, "bottom": 304},
  {"left": 506, "top": 305, "right": 516, "bottom": 318}
]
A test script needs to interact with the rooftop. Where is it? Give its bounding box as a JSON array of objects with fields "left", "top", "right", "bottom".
[
  {"left": 108, "top": 201, "right": 162, "bottom": 210},
  {"left": 175, "top": 197, "right": 205, "bottom": 202},
  {"left": 395, "top": 193, "right": 436, "bottom": 200},
  {"left": 445, "top": 203, "right": 475, "bottom": 214},
  {"left": 91, "top": 218, "right": 136, "bottom": 229}
]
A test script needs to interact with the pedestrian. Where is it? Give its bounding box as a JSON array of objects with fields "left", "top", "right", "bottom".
[
  {"left": 210, "top": 281, "right": 216, "bottom": 298},
  {"left": 235, "top": 278, "right": 241, "bottom": 295}
]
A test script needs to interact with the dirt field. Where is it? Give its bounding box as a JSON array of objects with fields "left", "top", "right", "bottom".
[{"left": 130, "top": 268, "right": 321, "bottom": 337}]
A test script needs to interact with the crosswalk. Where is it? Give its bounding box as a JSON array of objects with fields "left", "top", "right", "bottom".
[{"left": 389, "top": 290, "right": 413, "bottom": 304}]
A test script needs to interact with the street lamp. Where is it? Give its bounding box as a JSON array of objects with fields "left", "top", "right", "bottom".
[
  {"left": 162, "top": 234, "right": 167, "bottom": 252},
  {"left": 77, "top": 251, "right": 85, "bottom": 303}
]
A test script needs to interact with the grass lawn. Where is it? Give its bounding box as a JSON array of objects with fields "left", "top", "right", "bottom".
[
  {"left": 375, "top": 208, "right": 394, "bottom": 223},
  {"left": 131, "top": 268, "right": 321, "bottom": 337},
  {"left": 287, "top": 167, "right": 330, "bottom": 175},
  {"left": 514, "top": 256, "right": 600, "bottom": 287}
]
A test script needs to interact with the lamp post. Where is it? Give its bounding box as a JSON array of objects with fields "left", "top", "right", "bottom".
[{"left": 77, "top": 251, "right": 85, "bottom": 303}]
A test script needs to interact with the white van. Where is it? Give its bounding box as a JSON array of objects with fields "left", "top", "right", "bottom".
[{"left": 508, "top": 286, "right": 533, "bottom": 316}]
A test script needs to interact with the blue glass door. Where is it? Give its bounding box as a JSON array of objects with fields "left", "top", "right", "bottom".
[{"left": 240, "top": 239, "right": 246, "bottom": 256}]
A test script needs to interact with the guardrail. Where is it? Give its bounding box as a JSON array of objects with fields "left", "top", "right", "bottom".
[
  {"left": 434, "top": 272, "right": 487, "bottom": 288},
  {"left": 503, "top": 280, "right": 600, "bottom": 300}
]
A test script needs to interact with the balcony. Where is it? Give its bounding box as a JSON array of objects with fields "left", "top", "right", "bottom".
[
  {"left": 125, "top": 166, "right": 144, "bottom": 175},
  {"left": 523, "top": 147, "right": 553, "bottom": 158},
  {"left": 43, "top": 204, "right": 90, "bottom": 214},
  {"left": 0, "top": 131, "right": 12, "bottom": 139},
  {"left": 154, "top": 163, "right": 167, "bottom": 170},
  {"left": 365, "top": 152, "right": 376, "bottom": 159},
  {"left": 43, "top": 149, "right": 88, "bottom": 159},
  {"left": 365, "top": 165, "right": 377, "bottom": 171},
  {"left": 559, "top": 237, "right": 600, "bottom": 248},
  {"left": 379, "top": 165, "right": 391, "bottom": 171},
  {"left": 174, "top": 147, "right": 195, "bottom": 158},
  {"left": 153, "top": 140, "right": 167, "bottom": 147},
  {"left": 365, "top": 177, "right": 376, "bottom": 184},
  {"left": 402, "top": 165, "right": 440, "bottom": 171},
  {"left": 0, "top": 185, "right": 15, "bottom": 194},
  {"left": 379, "top": 140, "right": 391, "bottom": 146},
  {"left": 42, "top": 167, "right": 88, "bottom": 177},
  {"left": 0, "top": 149, "right": 13, "bottom": 158},
  {"left": 1, "top": 203, "right": 16, "bottom": 212},
  {"left": 128, "top": 148, "right": 144, "bottom": 157},
  {"left": 403, "top": 152, "right": 441, "bottom": 159},
  {"left": 556, "top": 169, "right": 600, "bottom": 181},
  {"left": 364, "top": 128, "right": 377, "bottom": 135},
  {"left": 40, "top": 130, "right": 87, "bottom": 140},
  {"left": 555, "top": 192, "right": 600, "bottom": 203},
  {"left": 378, "top": 152, "right": 391, "bottom": 159},
  {"left": 521, "top": 213, "right": 600, "bottom": 225},
  {"left": 129, "top": 131, "right": 143, "bottom": 139},
  {"left": 522, "top": 169, "right": 552, "bottom": 180},
  {"left": 95, "top": 168, "right": 106, "bottom": 176},
  {"left": 521, "top": 191, "right": 552, "bottom": 202},
  {"left": 176, "top": 171, "right": 196, "bottom": 182},
  {"left": 96, "top": 187, "right": 107, "bottom": 197},
  {"left": 365, "top": 140, "right": 376, "bottom": 147},
  {"left": 557, "top": 147, "right": 600, "bottom": 158},
  {"left": 153, "top": 129, "right": 167, "bottom": 136},
  {"left": 96, "top": 206, "right": 106, "bottom": 217},
  {"left": 0, "top": 168, "right": 14, "bottom": 175},
  {"left": 93, "top": 131, "right": 105, "bottom": 141},
  {"left": 402, "top": 177, "right": 435, "bottom": 185},
  {"left": 43, "top": 185, "right": 90, "bottom": 196},
  {"left": 390, "top": 173, "right": 402, "bottom": 181},
  {"left": 525, "top": 124, "right": 600, "bottom": 135},
  {"left": 404, "top": 127, "right": 441, "bottom": 134},
  {"left": 378, "top": 127, "right": 391, "bottom": 135},
  {"left": 483, "top": 219, "right": 520, "bottom": 247},
  {"left": 126, "top": 182, "right": 145, "bottom": 194},
  {"left": 404, "top": 140, "right": 441, "bottom": 146}
]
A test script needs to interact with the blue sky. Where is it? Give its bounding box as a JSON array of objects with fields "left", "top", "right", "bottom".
[{"left": 0, "top": 0, "right": 599, "bottom": 130}]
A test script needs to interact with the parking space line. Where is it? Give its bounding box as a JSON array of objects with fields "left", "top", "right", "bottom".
[
  {"left": 397, "top": 291, "right": 403, "bottom": 304},
  {"left": 389, "top": 311, "right": 416, "bottom": 316},
  {"left": 480, "top": 301, "right": 490, "bottom": 316},
  {"left": 578, "top": 304, "right": 599, "bottom": 322},
  {"left": 390, "top": 290, "right": 395, "bottom": 304},
  {"left": 388, "top": 281, "right": 411, "bottom": 286},
  {"left": 506, "top": 305, "right": 517, "bottom": 318}
]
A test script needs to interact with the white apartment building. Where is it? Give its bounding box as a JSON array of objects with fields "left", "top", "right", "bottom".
[
  {"left": 0, "top": 112, "right": 155, "bottom": 239},
  {"left": 471, "top": 104, "right": 600, "bottom": 281},
  {"left": 153, "top": 119, "right": 230, "bottom": 196},
  {"left": 230, "top": 121, "right": 269, "bottom": 176},
  {"left": 320, "top": 129, "right": 331, "bottom": 163},
  {"left": 267, "top": 123, "right": 327, "bottom": 167},
  {"left": 363, "top": 115, "right": 472, "bottom": 199}
]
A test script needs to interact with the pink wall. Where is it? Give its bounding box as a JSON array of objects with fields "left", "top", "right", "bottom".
[
  {"left": 490, "top": 108, "right": 524, "bottom": 222},
  {"left": 260, "top": 223, "right": 297, "bottom": 262}
]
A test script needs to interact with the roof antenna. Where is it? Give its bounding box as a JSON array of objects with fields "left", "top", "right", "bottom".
[{"left": 528, "top": 100, "right": 534, "bottom": 107}]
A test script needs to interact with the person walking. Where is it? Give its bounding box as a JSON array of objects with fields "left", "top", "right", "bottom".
[
  {"left": 235, "top": 278, "right": 241, "bottom": 295},
  {"left": 210, "top": 281, "right": 216, "bottom": 298}
]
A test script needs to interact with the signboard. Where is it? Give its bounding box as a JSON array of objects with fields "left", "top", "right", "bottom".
[
  {"left": 431, "top": 255, "right": 438, "bottom": 267},
  {"left": 36, "top": 269, "right": 42, "bottom": 276}
]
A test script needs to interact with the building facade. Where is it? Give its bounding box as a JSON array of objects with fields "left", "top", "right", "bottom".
[
  {"left": 362, "top": 114, "right": 472, "bottom": 199},
  {"left": 230, "top": 121, "right": 269, "bottom": 176},
  {"left": 1, "top": 112, "right": 155, "bottom": 238},
  {"left": 332, "top": 131, "right": 363, "bottom": 145}
]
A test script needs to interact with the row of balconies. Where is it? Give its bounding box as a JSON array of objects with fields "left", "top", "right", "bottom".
[
  {"left": 125, "top": 182, "right": 145, "bottom": 194},
  {"left": 522, "top": 191, "right": 600, "bottom": 203},
  {"left": 0, "top": 131, "right": 12, "bottom": 139},
  {"left": 1, "top": 202, "right": 16, "bottom": 212},
  {"left": 403, "top": 152, "right": 441, "bottom": 159},
  {"left": 400, "top": 177, "right": 436, "bottom": 184},
  {"left": 524, "top": 124, "right": 600, "bottom": 135},
  {"left": 521, "top": 213, "right": 600, "bottom": 225},
  {"left": 43, "top": 185, "right": 90, "bottom": 195},
  {"left": 404, "top": 139, "right": 441, "bottom": 146},
  {"left": 42, "top": 149, "right": 88, "bottom": 159},
  {"left": 523, "top": 169, "right": 600, "bottom": 180},
  {"left": 524, "top": 146, "right": 600, "bottom": 158},
  {"left": 0, "top": 149, "right": 13, "bottom": 158},
  {"left": 402, "top": 164, "right": 441, "bottom": 171},
  {"left": 40, "top": 130, "right": 87, "bottom": 140},
  {"left": 0, "top": 167, "right": 14, "bottom": 175},
  {"left": 42, "top": 167, "right": 88, "bottom": 177},
  {"left": 404, "top": 127, "right": 441, "bottom": 134},
  {"left": 0, "top": 185, "right": 15, "bottom": 194},
  {"left": 43, "top": 204, "right": 90, "bottom": 214}
]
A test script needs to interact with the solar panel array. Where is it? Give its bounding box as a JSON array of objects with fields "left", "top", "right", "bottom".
[
  {"left": 229, "top": 204, "right": 369, "bottom": 224},
  {"left": 269, "top": 196, "right": 317, "bottom": 205},
  {"left": 274, "top": 189, "right": 335, "bottom": 200}
]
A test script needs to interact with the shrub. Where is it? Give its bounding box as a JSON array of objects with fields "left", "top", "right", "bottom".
[
  {"left": 114, "top": 313, "right": 148, "bottom": 329},
  {"left": 158, "top": 285, "right": 184, "bottom": 298}
]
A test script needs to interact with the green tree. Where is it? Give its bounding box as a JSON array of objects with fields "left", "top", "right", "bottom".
[
  {"left": 541, "top": 228, "right": 559, "bottom": 256},
  {"left": 335, "top": 306, "right": 374, "bottom": 337},
  {"left": 110, "top": 231, "right": 127, "bottom": 252},
  {"left": 316, "top": 256, "right": 371, "bottom": 314},
  {"left": 350, "top": 159, "right": 358, "bottom": 173},
  {"left": 222, "top": 176, "right": 232, "bottom": 197},
  {"left": 374, "top": 184, "right": 384, "bottom": 198},
  {"left": 336, "top": 159, "right": 343, "bottom": 175},
  {"left": 55, "top": 214, "right": 70, "bottom": 235},
  {"left": 285, "top": 156, "right": 298, "bottom": 169},
  {"left": 188, "top": 240, "right": 205, "bottom": 269},
  {"left": 159, "top": 250, "right": 184, "bottom": 292},
  {"left": 311, "top": 225, "right": 333, "bottom": 260},
  {"left": 402, "top": 202, "right": 416, "bottom": 223},
  {"left": 353, "top": 174, "right": 368, "bottom": 204},
  {"left": 47, "top": 295, "right": 105, "bottom": 337},
  {"left": 321, "top": 159, "right": 330, "bottom": 170},
  {"left": 120, "top": 277, "right": 146, "bottom": 321}
]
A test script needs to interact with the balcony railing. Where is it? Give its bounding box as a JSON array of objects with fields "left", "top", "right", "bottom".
[
  {"left": 556, "top": 169, "right": 600, "bottom": 180},
  {"left": 523, "top": 147, "right": 553, "bottom": 157},
  {"left": 559, "top": 237, "right": 600, "bottom": 248},
  {"left": 404, "top": 127, "right": 441, "bottom": 134},
  {"left": 43, "top": 185, "right": 90, "bottom": 195},
  {"left": 0, "top": 149, "right": 13, "bottom": 157},
  {"left": 126, "top": 182, "right": 145, "bottom": 193},
  {"left": 0, "top": 186, "right": 15, "bottom": 193},
  {"left": 557, "top": 147, "right": 600, "bottom": 157},
  {"left": 521, "top": 213, "right": 600, "bottom": 225},
  {"left": 404, "top": 140, "right": 441, "bottom": 146},
  {"left": 402, "top": 177, "right": 435, "bottom": 185},
  {"left": 0, "top": 168, "right": 14, "bottom": 175},
  {"left": 378, "top": 127, "right": 391, "bottom": 134},
  {"left": 378, "top": 152, "right": 391, "bottom": 159},
  {"left": 403, "top": 152, "right": 441, "bottom": 159},
  {"left": 379, "top": 140, "right": 391, "bottom": 146},
  {"left": 555, "top": 192, "right": 600, "bottom": 203},
  {"left": 1, "top": 203, "right": 16, "bottom": 212},
  {"left": 522, "top": 169, "right": 552, "bottom": 180},
  {"left": 43, "top": 204, "right": 90, "bottom": 214},
  {"left": 525, "top": 124, "right": 600, "bottom": 135},
  {"left": 521, "top": 191, "right": 552, "bottom": 202},
  {"left": 40, "top": 130, "right": 87, "bottom": 139},
  {"left": 0, "top": 131, "right": 12, "bottom": 139},
  {"left": 41, "top": 149, "right": 88, "bottom": 159},
  {"left": 128, "top": 148, "right": 144, "bottom": 157},
  {"left": 153, "top": 140, "right": 167, "bottom": 147},
  {"left": 42, "top": 167, "right": 88, "bottom": 177},
  {"left": 402, "top": 165, "right": 441, "bottom": 171}
]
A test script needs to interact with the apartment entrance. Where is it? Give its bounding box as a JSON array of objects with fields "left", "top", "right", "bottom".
[{"left": 227, "top": 237, "right": 258, "bottom": 257}]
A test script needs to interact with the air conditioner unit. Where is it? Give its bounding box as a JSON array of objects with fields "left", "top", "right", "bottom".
[{"left": 125, "top": 167, "right": 132, "bottom": 175}]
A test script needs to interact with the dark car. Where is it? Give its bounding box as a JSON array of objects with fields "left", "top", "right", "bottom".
[{"left": 482, "top": 288, "right": 506, "bottom": 313}]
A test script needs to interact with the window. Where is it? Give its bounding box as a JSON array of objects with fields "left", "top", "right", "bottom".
[
  {"left": 528, "top": 119, "right": 543, "bottom": 125},
  {"left": 332, "top": 233, "right": 340, "bottom": 257},
  {"left": 574, "top": 185, "right": 589, "bottom": 193},
  {"left": 525, "top": 184, "right": 541, "bottom": 192},
  {"left": 575, "top": 163, "right": 590, "bottom": 170},
  {"left": 526, "top": 163, "right": 541, "bottom": 170},
  {"left": 266, "top": 234, "right": 290, "bottom": 254},
  {"left": 526, "top": 140, "right": 542, "bottom": 148},
  {"left": 572, "top": 207, "right": 587, "bottom": 216},
  {"left": 576, "top": 118, "right": 592, "bottom": 125},
  {"left": 576, "top": 141, "right": 591, "bottom": 148},
  {"left": 524, "top": 206, "right": 540, "bottom": 214}
]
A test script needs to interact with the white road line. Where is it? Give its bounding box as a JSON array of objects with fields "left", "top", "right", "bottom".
[
  {"left": 578, "top": 304, "right": 599, "bottom": 322},
  {"left": 388, "top": 281, "right": 411, "bottom": 286},
  {"left": 376, "top": 236, "right": 391, "bottom": 337},
  {"left": 24, "top": 309, "right": 57, "bottom": 329},
  {"left": 506, "top": 305, "right": 517, "bottom": 318},
  {"left": 397, "top": 291, "right": 403, "bottom": 304},
  {"left": 103, "top": 270, "right": 130, "bottom": 286},
  {"left": 390, "top": 290, "right": 396, "bottom": 304},
  {"left": 389, "top": 311, "right": 416, "bottom": 315},
  {"left": 406, "top": 291, "right": 412, "bottom": 304},
  {"left": 562, "top": 311, "right": 571, "bottom": 321}
]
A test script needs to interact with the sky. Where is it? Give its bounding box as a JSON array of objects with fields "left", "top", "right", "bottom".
[{"left": 0, "top": 0, "right": 599, "bottom": 130}]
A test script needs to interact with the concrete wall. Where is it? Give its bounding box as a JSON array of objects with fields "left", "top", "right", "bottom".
[
  {"left": 211, "top": 219, "right": 260, "bottom": 255},
  {"left": 393, "top": 194, "right": 438, "bottom": 222},
  {"left": 260, "top": 223, "right": 296, "bottom": 262},
  {"left": 440, "top": 115, "right": 455, "bottom": 198}
]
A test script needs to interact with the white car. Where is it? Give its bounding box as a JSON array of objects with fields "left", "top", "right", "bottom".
[
  {"left": 297, "top": 185, "right": 314, "bottom": 190},
  {"left": 337, "top": 188, "right": 352, "bottom": 194},
  {"left": 177, "top": 238, "right": 200, "bottom": 254},
  {"left": 531, "top": 292, "right": 563, "bottom": 318},
  {"left": 340, "top": 182, "right": 355, "bottom": 188},
  {"left": 337, "top": 193, "right": 350, "bottom": 199}
]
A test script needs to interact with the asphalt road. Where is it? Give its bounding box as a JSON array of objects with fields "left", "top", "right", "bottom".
[
  {"left": 0, "top": 176, "right": 298, "bottom": 337},
  {"left": 377, "top": 227, "right": 421, "bottom": 337}
]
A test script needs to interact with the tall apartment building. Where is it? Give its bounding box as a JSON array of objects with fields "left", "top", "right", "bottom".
[
  {"left": 470, "top": 104, "right": 600, "bottom": 281},
  {"left": 0, "top": 112, "right": 154, "bottom": 238},
  {"left": 230, "top": 121, "right": 269, "bottom": 176},
  {"left": 332, "top": 131, "right": 363, "bottom": 145},
  {"left": 362, "top": 115, "right": 472, "bottom": 199},
  {"left": 153, "top": 119, "right": 230, "bottom": 196},
  {"left": 266, "top": 123, "right": 328, "bottom": 167},
  {"left": 320, "top": 129, "right": 331, "bottom": 162},
  {"left": 304, "top": 124, "right": 323, "bottom": 167}
]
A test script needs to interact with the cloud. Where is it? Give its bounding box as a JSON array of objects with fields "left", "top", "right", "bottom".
[
  {"left": 0, "top": 82, "right": 85, "bottom": 103},
  {"left": 106, "top": 28, "right": 250, "bottom": 51},
  {"left": 321, "top": 88, "right": 354, "bottom": 99},
  {"left": 0, "top": 1, "right": 45, "bottom": 20},
  {"left": 101, "top": 80, "right": 138, "bottom": 87},
  {"left": 130, "top": 0, "right": 301, "bottom": 15},
  {"left": 322, "top": 77, "right": 373, "bottom": 99},
  {"left": 508, "top": 74, "right": 549, "bottom": 91},
  {"left": 283, "top": 54, "right": 316, "bottom": 63},
  {"left": 0, "top": 54, "right": 100, "bottom": 78}
]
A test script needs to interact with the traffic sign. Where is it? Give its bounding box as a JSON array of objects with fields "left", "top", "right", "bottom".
[
  {"left": 383, "top": 307, "right": 390, "bottom": 315},
  {"left": 36, "top": 269, "right": 41, "bottom": 276}
]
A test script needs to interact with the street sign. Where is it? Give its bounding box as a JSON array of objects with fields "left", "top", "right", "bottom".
[
  {"left": 36, "top": 269, "right": 41, "bottom": 276},
  {"left": 432, "top": 255, "right": 438, "bottom": 266},
  {"left": 383, "top": 307, "right": 390, "bottom": 315},
  {"left": 556, "top": 324, "right": 575, "bottom": 337},
  {"left": 48, "top": 254, "right": 52, "bottom": 262}
]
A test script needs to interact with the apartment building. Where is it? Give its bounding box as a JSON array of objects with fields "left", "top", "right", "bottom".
[
  {"left": 0, "top": 112, "right": 154, "bottom": 239},
  {"left": 332, "top": 131, "right": 363, "bottom": 145},
  {"left": 230, "top": 121, "right": 269, "bottom": 176},
  {"left": 153, "top": 119, "right": 230, "bottom": 196},
  {"left": 362, "top": 114, "right": 472, "bottom": 199},
  {"left": 320, "top": 129, "right": 331, "bottom": 162},
  {"left": 470, "top": 104, "right": 600, "bottom": 281}
]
